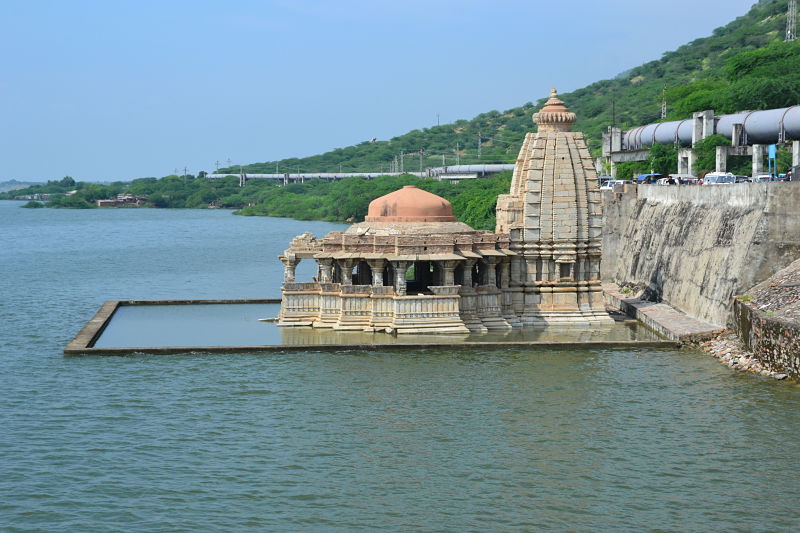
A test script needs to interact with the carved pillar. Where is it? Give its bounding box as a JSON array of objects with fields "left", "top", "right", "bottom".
[
  {"left": 337, "top": 258, "right": 356, "bottom": 286},
  {"left": 317, "top": 258, "right": 333, "bottom": 283},
  {"left": 461, "top": 259, "right": 476, "bottom": 287},
  {"left": 280, "top": 256, "right": 299, "bottom": 283},
  {"left": 366, "top": 259, "right": 386, "bottom": 287},
  {"left": 440, "top": 260, "right": 459, "bottom": 286},
  {"left": 391, "top": 260, "right": 410, "bottom": 296},
  {"left": 483, "top": 258, "right": 498, "bottom": 287},
  {"left": 499, "top": 259, "right": 510, "bottom": 289}
]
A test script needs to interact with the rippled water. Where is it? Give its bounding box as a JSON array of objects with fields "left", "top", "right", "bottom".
[{"left": 2, "top": 201, "right": 799, "bottom": 532}]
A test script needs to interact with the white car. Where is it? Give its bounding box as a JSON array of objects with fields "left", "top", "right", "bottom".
[
  {"left": 600, "top": 180, "right": 627, "bottom": 191},
  {"left": 702, "top": 172, "right": 736, "bottom": 185}
]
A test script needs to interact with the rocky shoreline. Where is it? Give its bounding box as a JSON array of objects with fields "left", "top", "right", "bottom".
[{"left": 697, "top": 331, "right": 789, "bottom": 380}]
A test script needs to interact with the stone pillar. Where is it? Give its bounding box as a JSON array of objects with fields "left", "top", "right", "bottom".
[
  {"left": 461, "top": 259, "right": 475, "bottom": 287},
  {"left": 499, "top": 259, "right": 510, "bottom": 289},
  {"left": 337, "top": 258, "right": 356, "bottom": 286},
  {"left": 440, "top": 260, "right": 459, "bottom": 286},
  {"left": 609, "top": 160, "right": 617, "bottom": 178},
  {"left": 392, "top": 261, "right": 410, "bottom": 296},
  {"left": 793, "top": 140, "right": 800, "bottom": 168},
  {"left": 752, "top": 144, "right": 765, "bottom": 177},
  {"left": 366, "top": 259, "right": 386, "bottom": 287},
  {"left": 317, "top": 259, "right": 333, "bottom": 283},
  {"left": 715, "top": 146, "right": 727, "bottom": 173},
  {"left": 281, "top": 257, "right": 299, "bottom": 283},
  {"left": 483, "top": 258, "right": 497, "bottom": 287}
]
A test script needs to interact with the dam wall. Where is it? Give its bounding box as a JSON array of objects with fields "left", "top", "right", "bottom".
[{"left": 602, "top": 183, "right": 800, "bottom": 326}]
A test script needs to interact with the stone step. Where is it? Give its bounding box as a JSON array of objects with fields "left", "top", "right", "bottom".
[{"left": 603, "top": 283, "right": 724, "bottom": 343}]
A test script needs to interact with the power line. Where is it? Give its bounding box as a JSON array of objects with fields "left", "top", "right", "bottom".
[{"left": 788, "top": 0, "right": 797, "bottom": 41}]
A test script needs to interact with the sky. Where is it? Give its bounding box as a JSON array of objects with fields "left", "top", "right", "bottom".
[{"left": 1, "top": 0, "right": 758, "bottom": 182}]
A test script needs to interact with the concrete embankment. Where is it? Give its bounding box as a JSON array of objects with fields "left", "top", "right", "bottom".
[{"left": 602, "top": 183, "right": 800, "bottom": 327}]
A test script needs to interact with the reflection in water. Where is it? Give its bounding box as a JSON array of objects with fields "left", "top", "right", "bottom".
[{"left": 94, "top": 302, "right": 658, "bottom": 348}]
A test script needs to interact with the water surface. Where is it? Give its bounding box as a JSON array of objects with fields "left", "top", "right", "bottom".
[{"left": 1, "top": 201, "right": 799, "bottom": 532}]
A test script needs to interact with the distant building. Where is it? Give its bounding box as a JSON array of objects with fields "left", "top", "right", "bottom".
[{"left": 96, "top": 194, "right": 147, "bottom": 207}]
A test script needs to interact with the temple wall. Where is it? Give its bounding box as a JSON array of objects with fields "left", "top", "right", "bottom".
[{"left": 602, "top": 183, "right": 800, "bottom": 326}]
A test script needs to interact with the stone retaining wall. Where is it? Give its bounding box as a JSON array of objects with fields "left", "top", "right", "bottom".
[
  {"left": 602, "top": 183, "right": 800, "bottom": 326},
  {"left": 732, "top": 298, "right": 800, "bottom": 380}
]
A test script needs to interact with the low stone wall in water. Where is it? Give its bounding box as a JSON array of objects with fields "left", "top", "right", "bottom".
[
  {"left": 733, "top": 298, "right": 800, "bottom": 380},
  {"left": 602, "top": 183, "right": 800, "bottom": 327}
]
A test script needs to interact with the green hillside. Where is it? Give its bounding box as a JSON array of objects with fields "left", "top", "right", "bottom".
[{"left": 219, "top": 0, "right": 793, "bottom": 175}]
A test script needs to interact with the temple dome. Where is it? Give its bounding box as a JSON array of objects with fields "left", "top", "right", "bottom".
[
  {"left": 365, "top": 185, "right": 456, "bottom": 222},
  {"left": 533, "top": 88, "right": 576, "bottom": 133}
]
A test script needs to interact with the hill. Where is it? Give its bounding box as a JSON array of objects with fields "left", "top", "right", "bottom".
[{"left": 217, "top": 0, "right": 793, "bottom": 175}]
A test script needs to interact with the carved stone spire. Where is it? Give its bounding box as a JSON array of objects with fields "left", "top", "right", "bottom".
[{"left": 532, "top": 88, "right": 576, "bottom": 133}]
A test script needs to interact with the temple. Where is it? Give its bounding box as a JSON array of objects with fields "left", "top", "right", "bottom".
[{"left": 277, "top": 89, "right": 612, "bottom": 333}]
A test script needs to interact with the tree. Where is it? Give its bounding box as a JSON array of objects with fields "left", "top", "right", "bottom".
[
  {"left": 59, "top": 176, "right": 76, "bottom": 187},
  {"left": 648, "top": 143, "right": 678, "bottom": 175},
  {"left": 692, "top": 134, "right": 729, "bottom": 176}
]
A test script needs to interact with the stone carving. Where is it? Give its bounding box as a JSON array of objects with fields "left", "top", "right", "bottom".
[{"left": 278, "top": 89, "right": 611, "bottom": 333}]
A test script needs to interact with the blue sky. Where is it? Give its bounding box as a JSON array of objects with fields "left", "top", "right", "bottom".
[{"left": 1, "top": 0, "right": 757, "bottom": 181}]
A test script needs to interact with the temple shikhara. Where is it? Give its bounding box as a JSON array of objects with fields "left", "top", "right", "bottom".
[{"left": 277, "top": 89, "right": 612, "bottom": 333}]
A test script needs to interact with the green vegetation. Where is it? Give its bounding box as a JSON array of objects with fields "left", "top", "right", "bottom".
[
  {"left": 235, "top": 172, "right": 512, "bottom": 230},
  {"left": 3, "top": 172, "right": 511, "bottom": 230},
  {"left": 21, "top": 200, "right": 44, "bottom": 208}
]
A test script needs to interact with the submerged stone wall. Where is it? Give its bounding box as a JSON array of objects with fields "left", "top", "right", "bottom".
[{"left": 602, "top": 183, "right": 800, "bottom": 326}]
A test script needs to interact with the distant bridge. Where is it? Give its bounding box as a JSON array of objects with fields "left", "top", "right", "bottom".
[
  {"left": 207, "top": 164, "right": 515, "bottom": 187},
  {"left": 603, "top": 105, "right": 800, "bottom": 176}
]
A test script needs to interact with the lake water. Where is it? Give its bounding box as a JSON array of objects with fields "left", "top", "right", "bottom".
[
  {"left": 2, "top": 200, "right": 799, "bottom": 531},
  {"left": 93, "top": 303, "right": 658, "bottom": 348}
]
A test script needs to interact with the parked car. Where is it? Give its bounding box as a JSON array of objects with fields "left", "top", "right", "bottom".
[
  {"left": 600, "top": 180, "right": 627, "bottom": 191},
  {"left": 755, "top": 174, "right": 773, "bottom": 182},
  {"left": 736, "top": 176, "right": 752, "bottom": 183},
  {"left": 702, "top": 172, "right": 736, "bottom": 185},
  {"left": 670, "top": 173, "right": 697, "bottom": 184}
]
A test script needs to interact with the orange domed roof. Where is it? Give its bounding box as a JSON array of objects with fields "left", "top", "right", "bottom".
[{"left": 365, "top": 185, "right": 456, "bottom": 222}]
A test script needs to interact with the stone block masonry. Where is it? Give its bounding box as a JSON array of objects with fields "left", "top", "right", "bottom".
[{"left": 733, "top": 298, "right": 800, "bottom": 380}]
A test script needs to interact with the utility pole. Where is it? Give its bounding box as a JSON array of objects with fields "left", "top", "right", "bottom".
[
  {"left": 661, "top": 86, "right": 667, "bottom": 119},
  {"left": 276, "top": 161, "right": 279, "bottom": 173},
  {"left": 436, "top": 113, "right": 440, "bottom": 126},
  {"left": 442, "top": 154, "right": 446, "bottom": 166},
  {"left": 400, "top": 151, "right": 404, "bottom": 173},
  {"left": 788, "top": 0, "right": 797, "bottom": 41},
  {"left": 215, "top": 160, "right": 220, "bottom": 171},
  {"left": 183, "top": 166, "right": 188, "bottom": 181},
  {"left": 477, "top": 130, "right": 482, "bottom": 159},
  {"left": 455, "top": 142, "right": 460, "bottom": 165},
  {"left": 419, "top": 149, "right": 424, "bottom": 172}
]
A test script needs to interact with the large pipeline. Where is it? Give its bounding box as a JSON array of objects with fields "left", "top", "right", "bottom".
[{"left": 622, "top": 105, "right": 800, "bottom": 150}]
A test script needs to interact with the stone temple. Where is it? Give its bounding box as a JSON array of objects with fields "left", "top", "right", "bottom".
[{"left": 277, "top": 89, "right": 612, "bottom": 333}]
